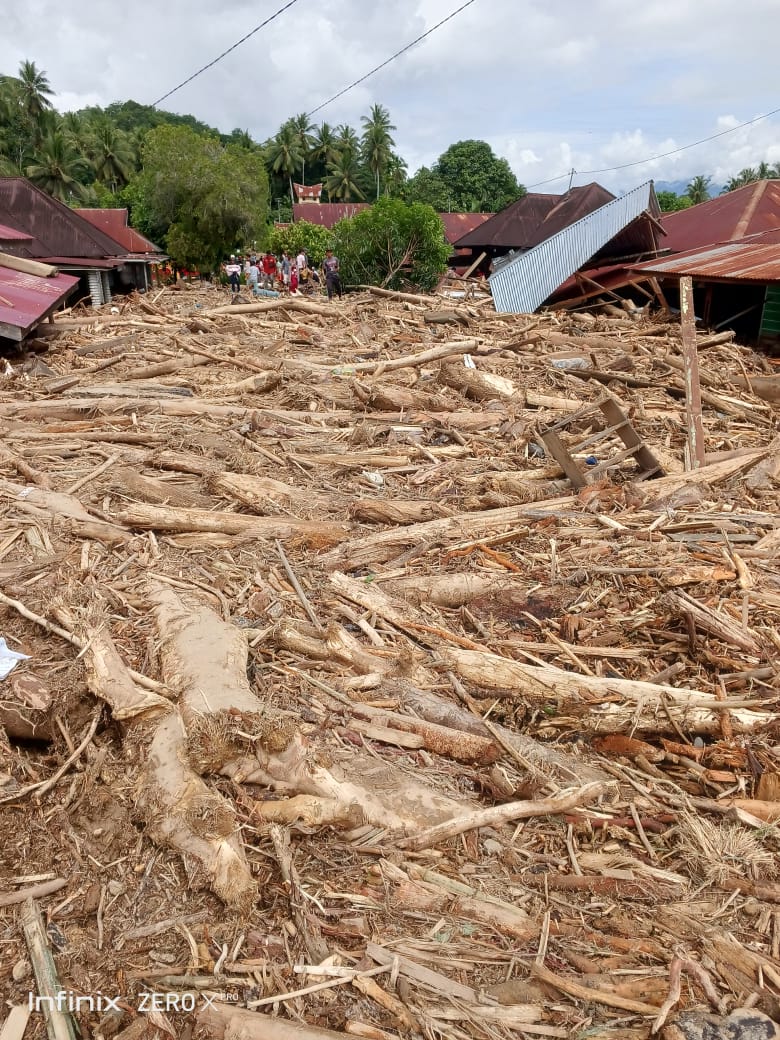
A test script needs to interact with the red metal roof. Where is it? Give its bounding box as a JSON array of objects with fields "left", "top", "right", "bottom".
[
  {"left": 633, "top": 227, "right": 780, "bottom": 282},
  {"left": 438, "top": 212, "right": 493, "bottom": 245},
  {"left": 0, "top": 264, "right": 79, "bottom": 339},
  {"left": 661, "top": 180, "right": 780, "bottom": 253},
  {"left": 0, "top": 177, "right": 131, "bottom": 262},
  {"left": 73, "top": 209, "right": 163, "bottom": 254},
  {"left": 0, "top": 222, "right": 33, "bottom": 241},
  {"left": 293, "top": 203, "right": 370, "bottom": 228}
]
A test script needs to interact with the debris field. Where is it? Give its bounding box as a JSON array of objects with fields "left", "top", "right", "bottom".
[{"left": 1, "top": 281, "right": 779, "bottom": 1040}]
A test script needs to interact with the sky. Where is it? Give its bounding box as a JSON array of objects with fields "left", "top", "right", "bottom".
[{"left": 3, "top": 0, "right": 780, "bottom": 196}]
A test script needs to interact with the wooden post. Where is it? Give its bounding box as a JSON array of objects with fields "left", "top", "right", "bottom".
[{"left": 680, "top": 276, "right": 705, "bottom": 470}]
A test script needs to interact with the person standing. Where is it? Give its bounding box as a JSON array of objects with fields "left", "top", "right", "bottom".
[
  {"left": 247, "top": 258, "right": 260, "bottom": 294},
  {"left": 322, "top": 248, "right": 342, "bottom": 301},
  {"left": 225, "top": 255, "right": 241, "bottom": 299},
  {"left": 296, "top": 249, "right": 306, "bottom": 274},
  {"left": 280, "top": 252, "right": 291, "bottom": 288}
]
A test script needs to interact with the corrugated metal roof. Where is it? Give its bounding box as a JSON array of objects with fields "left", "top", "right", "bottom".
[
  {"left": 293, "top": 203, "right": 370, "bottom": 228},
  {"left": 73, "top": 209, "right": 164, "bottom": 255},
  {"left": 0, "top": 222, "right": 33, "bottom": 241},
  {"left": 0, "top": 177, "right": 129, "bottom": 261},
  {"left": 454, "top": 184, "right": 616, "bottom": 251},
  {"left": 438, "top": 212, "right": 493, "bottom": 245},
  {"left": 489, "top": 181, "right": 660, "bottom": 313},
  {"left": 633, "top": 227, "right": 780, "bottom": 282},
  {"left": 662, "top": 180, "right": 780, "bottom": 253},
  {"left": 0, "top": 264, "right": 79, "bottom": 340}
]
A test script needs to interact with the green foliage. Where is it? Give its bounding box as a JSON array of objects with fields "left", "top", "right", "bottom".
[
  {"left": 430, "top": 140, "right": 524, "bottom": 212},
  {"left": 25, "top": 130, "right": 91, "bottom": 202},
  {"left": 83, "top": 99, "right": 219, "bottom": 137},
  {"left": 331, "top": 197, "right": 450, "bottom": 291},
  {"left": 685, "top": 175, "right": 711, "bottom": 205},
  {"left": 132, "top": 125, "right": 269, "bottom": 269},
  {"left": 403, "top": 166, "right": 451, "bottom": 211},
  {"left": 656, "top": 190, "right": 693, "bottom": 213},
  {"left": 268, "top": 220, "right": 331, "bottom": 267}
]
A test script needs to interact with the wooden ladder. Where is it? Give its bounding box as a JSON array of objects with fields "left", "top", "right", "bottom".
[{"left": 537, "top": 396, "right": 664, "bottom": 490}]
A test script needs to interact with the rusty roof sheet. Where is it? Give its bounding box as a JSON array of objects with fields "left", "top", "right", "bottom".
[
  {"left": 0, "top": 264, "right": 79, "bottom": 340},
  {"left": 438, "top": 212, "right": 493, "bottom": 244},
  {"left": 73, "top": 209, "right": 164, "bottom": 255},
  {"left": 293, "top": 203, "right": 370, "bottom": 228},
  {"left": 0, "top": 222, "right": 33, "bottom": 241},
  {"left": 0, "top": 177, "right": 129, "bottom": 262},
  {"left": 633, "top": 227, "right": 780, "bottom": 282},
  {"left": 661, "top": 180, "right": 780, "bottom": 252}
]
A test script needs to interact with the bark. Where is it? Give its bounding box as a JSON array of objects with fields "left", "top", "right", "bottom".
[
  {"left": 351, "top": 379, "right": 452, "bottom": 413},
  {"left": 439, "top": 362, "right": 519, "bottom": 401},
  {"left": 211, "top": 472, "right": 344, "bottom": 514},
  {"left": 117, "top": 501, "right": 347, "bottom": 547},
  {"left": 0, "top": 479, "right": 129, "bottom": 545},
  {"left": 349, "top": 499, "right": 453, "bottom": 524},
  {"left": 112, "top": 467, "right": 212, "bottom": 510},
  {"left": 442, "top": 647, "right": 776, "bottom": 735},
  {"left": 320, "top": 496, "right": 574, "bottom": 570}
]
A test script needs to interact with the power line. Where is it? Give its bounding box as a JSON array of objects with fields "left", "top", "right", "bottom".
[
  {"left": 307, "top": 0, "right": 479, "bottom": 118},
  {"left": 526, "top": 104, "right": 780, "bottom": 189},
  {"left": 152, "top": 0, "right": 301, "bottom": 108}
]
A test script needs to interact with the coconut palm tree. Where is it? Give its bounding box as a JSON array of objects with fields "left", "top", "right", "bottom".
[
  {"left": 16, "top": 60, "right": 54, "bottom": 125},
  {"left": 326, "top": 152, "right": 366, "bottom": 202},
  {"left": 26, "top": 131, "right": 91, "bottom": 202},
  {"left": 722, "top": 168, "right": 759, "bottom": 193},
  {"left": 335, "top": 124, "right": 360, "bottom": 160},
  {"left": 360, "top": 104, "right": 396, "bottom": 199},
  {"left": 267, "top": 122, "right": 304, "bottom": 203},
  {"left": 88, "top": 121, "right": 134, "bottom": 191},
  {"left": 288, "top": 112, "right": 315, "bottom": 185},
  {"left": 685, "top": 174, "right": 711, "bottom": 205}
]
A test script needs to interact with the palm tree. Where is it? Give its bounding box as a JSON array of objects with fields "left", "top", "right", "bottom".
[
  {"left": 722, "top": 167, "right": 759, "bottom": 193},
  {"left": 685, "top": 174, "right": 711, "bottom": 205},
  {"left": 88, "top": 121, "right": 134, "bottom": 191},
  {"left": 288, "top": 112, "right": 315, "bottom": 185},
  {"left": 16, "top": 60, "right": 54, "bottom": 124},
  {"left": 267, "top": 122, "right": 304, "bottom": 203},
  {"left": 26, "top": 131, "right": 91, "bottom": 203},
  {"left": 360, "top": 104, "right": 396, "bottom": 199},
  {"left": 755, "top": 161, "right": 773, "bottom": 181},
  {"left": 384, "top": 153, "right": 408, "bottom": 197},
  {"left": 326, "top": 153, "right": 366, "bottom": 202},
  {"left": 335, "top": 124, "right": 360, "bottom": 160}
]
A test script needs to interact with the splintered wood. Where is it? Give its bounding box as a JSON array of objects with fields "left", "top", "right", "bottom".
[{"left": 1, "top": 283, "right": 779, "bottom": 1040}]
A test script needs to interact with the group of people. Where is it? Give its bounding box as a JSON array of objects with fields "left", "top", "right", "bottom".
[{"left": 223, "top": 248, "right": 342, "bottom": 302}]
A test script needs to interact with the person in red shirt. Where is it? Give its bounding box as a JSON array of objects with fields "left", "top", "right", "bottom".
[{"left": 262, "top": 253, "right": 277, "bottom": 288}]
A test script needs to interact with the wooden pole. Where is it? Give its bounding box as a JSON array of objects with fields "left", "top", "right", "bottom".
[
  {"left": 0, "top": 251, "right": 59, "bottom": 278},
  {"left": 680, "top": 276, "right": 705, "bottom": 469}
]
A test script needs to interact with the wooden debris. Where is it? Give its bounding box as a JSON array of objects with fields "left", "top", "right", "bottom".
[{"left": 1, "top": 285, "right": 779, "bottom": 1040}]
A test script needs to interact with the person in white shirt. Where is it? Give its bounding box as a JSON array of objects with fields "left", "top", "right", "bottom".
[{"left": 296, "top": 251, "right": 306, "bottom": 272}]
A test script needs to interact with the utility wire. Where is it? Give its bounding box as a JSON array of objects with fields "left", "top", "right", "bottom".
[
  {"left": 307, "top": 0, "right": 479, "bottom": 117},
  {"left": 527, "top": 104, "right": 780, "bottom": 188},
  {"left": 152, "top": 0, "right": 300, "bottom": 108}
]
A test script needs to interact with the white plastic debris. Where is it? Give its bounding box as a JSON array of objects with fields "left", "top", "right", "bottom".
[
  {"left": 0, "top": 637, "right": 30, "bottom": 680},
  {"left": 361, "top": 470, "right": 385, "bottom": 488},
  {"left": 462, "top": 354, "right": 477, "bottom": 369}
]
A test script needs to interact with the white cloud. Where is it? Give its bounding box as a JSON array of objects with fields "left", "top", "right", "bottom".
[{"left": 2, "top": 0, "right": 779, "bottom": 197}]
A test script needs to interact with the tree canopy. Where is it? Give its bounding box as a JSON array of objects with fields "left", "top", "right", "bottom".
[
  {"left": 405, "top": 140, "right": 525, "bottom": 212},
  {"left": 331, "top": 197, "right": 450, "bottom": 292},
  {"left": 134, "top": 125, "right": 269, "bottom": 269}
]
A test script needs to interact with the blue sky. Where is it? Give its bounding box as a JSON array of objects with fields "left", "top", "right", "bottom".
[{"left": 3, "top": 0, "right": 779, "bottom": 195}]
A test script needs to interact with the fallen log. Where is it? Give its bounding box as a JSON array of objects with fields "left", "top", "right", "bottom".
[
  {"left": 0, "top": 479, "right": 130, "bottom": 545},
  {"left": 439, "top": 361, "right": 518, "bottom": 401},
  {"left": 442, "top": 648, "right": 776, "bottom": 735},
  {"left": 320, "top": 496, "right": 574, "bottom": 570},
  {"left": 112, "top": 467, "right": 212, "bottom": 509},
  {"left": 116, "top": 501, "right": 348, "bottom": 547}
]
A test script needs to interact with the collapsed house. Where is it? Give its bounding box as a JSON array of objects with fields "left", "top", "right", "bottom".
[
  {"left": 0, "top": 251, "right": 79, "bottom": 345},
  {"left": 0, "top": 178, "right": 166, "bottom": 309}
]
